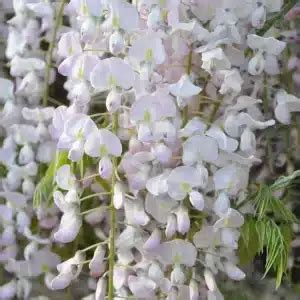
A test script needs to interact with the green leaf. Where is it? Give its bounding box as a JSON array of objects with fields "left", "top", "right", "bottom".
[
  {"left": 250, "top": 184, "right": 297, "bottom": 223},
  {"left": 238, "top": 217, "right": 259, "bottom": 265},
  {"left": 238, "top": 217, "right": 293, "bottom": 288},
  {"left": 33, "top": 151, "right": 69, "bottom": 208},
  {"left": 271, "top": 170, "right": 300, "bottom": 191}
]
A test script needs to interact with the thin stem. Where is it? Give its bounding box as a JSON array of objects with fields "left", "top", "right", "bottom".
[
  {"left": 108, "top": 112, "right": 118, "bottom": 300},
  {"left": 208, "top": 96, "right": 223, "bottom": 127},
  {"left": 48, "top": 97, "right": 65, "bottom": 106},
  {"left": 80, "top": 206, "right": 110, "bottom": 216},
  {"left": 90, "top": 112, "right": 110, "bottom": 118},
  {"left": 43, "top": 0, "right": 67, "bottom": 106},
  {"left": 80, "top": 192, "right": 111, "bottom": 202},
  {"left": 263, "top": 74, "right": 274, "bottom": 174},
  {"left": 78, "top": 173, "right": 98, "bottom": 182},
  {"left": 80, "top": 241, "right": 108, "bottom": 252},
  {"left": 256, "top": 0, "right": 298, "bottom": 36},
  {"left": 182, "top": 49, "right": 193, "bottom": 126},
  {"left": 125, "top": 193, "right": 136, "bottom": 200}
]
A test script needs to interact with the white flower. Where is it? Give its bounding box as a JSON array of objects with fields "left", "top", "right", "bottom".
[
  {"left": 214, "top": 208, "right": 244, "bottom": 230},
  {"left": 176, "top": 205, "right": 190, "bottom": 234},
  {"left": 104, "top": 0, "right": 138, "bottom": 32},
  {"left": 193, "top": 226, "right": 221, "bottom": 249},
  {"left": 167, "top": 166, "right": 206, "bottom": 200},
  {"left": 109, "top": 30, "right": 125, "bottom": 55},
  {"left": 124, "top": 198, "right": 150, "bottom": 226},
  {"left": 156, "top": 239, "right": 197, "bottom": 267},
  {"left": 129, "top": 33, "right": 166, "bottom": 66},
  {"left": 128, "top": 275, "right": 156, "bottom": 298},
  {"left": 146, "top": 170, "right": 170, "bottom": 196},
  {"left": 0, "top": 78, "right": 14, "bottom": 102},
  {"left": 130, "top": 94, "right": 176, "bottom": 124},
  {"left": 54, "top": 211, "right": 82, "bottom": 243},
  {"left": 85, "top": 128, "right": 122, "bottom": 158},
  {"left": 217, "top": 69, "right": 243, "bottom": 96},
  {"left": 95, "top": 277, "right": 106, "bottom": 300},
  {"left": 247, "top": 34, "right": 286, "bottom": 75},
  {"left": 169, "top": 74, "right": 202, "bottom": 107},
  {"left": 89, "top": 245, "right": 106, "bottom": 277},
  {"left": 51, "top": 251, "right": 85, "bottom": 290},
  {"left": 223, "top": 261, "right": 245, "bottom": 281},
  {"left": 213, "top": 164, "right": 248, "bottom": 195},
  {"left": 165, "top": 214, "right": 177, "bottom": 239},
  {"left": 113, "top": 182, "right": 125, "bottom": 209},
  {"left": 143, "top": 228, "right": 161, "bottom": 251},
  {"left": 58, "top": 114, "right": 97, "bottom": 161},
  {"left": 69, "top": 0, "right": 104, "bottom": 17},
  {"left": 199, "top": 48, "right": 231, "bottom": 74},
  {"left": 183, "top": 135, "right": 219, "bottom": 165},
  {"left": 55, "top": 165, "right": 76, "bottom": 191},
  {"left": 189, "top": 190, "right": 205, "bottom": 211},
  {"left": 180, "top": 117, "right": 207, "bottom": 138},
  {"left": 224, "top": 112, "right": 275, "bottom": 138},
  {"left": 170, "top": 265, "right": 185, "bottom": 285},
  {"left": 189, "top": 279, "right": 199, "bottom": 300},
  {"left": 145, "top": 193, "right": 178, "bottom": 224},
  {"left": 57, "top": 31, "right": 82, "bottom": 58},
  {"left": 10, "top": 56, "right": 45, "bottom": 77},
  {"left": 98, "top": 156, "right": 113, "bottom": 179},
  {"left": 0, "top": 280, "right": 17, "bottom": 299},
  {"left": 204, "top": 269, "right": 217, "bottom": 291},
  {"left": 90, "top": 57, "right": 135, "bottom": 92},
  {"left": 274, "top": 90, "right": 300, "bottom": 124}
]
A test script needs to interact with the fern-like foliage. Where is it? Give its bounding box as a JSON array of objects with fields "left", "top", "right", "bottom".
[{"left": 239, "top": 170, "right": 299, "bottom": 288}]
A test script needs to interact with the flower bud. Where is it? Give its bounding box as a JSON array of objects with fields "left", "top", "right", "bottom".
[
  {"left": 68, "top": 139, "right": 84, "bottom": 162},
  {"left": 223, "top": 262, "right": 245, "bottom": 281},
  {"left": 165, "top": 214, "right": 177, "bottom": 239},
  {"left": 16, "top": 211, "right": 30, "bottom": 234},
  {"left": 65, "top": 189, "right": 79, "bottom": 204},
  {"left": 98, "top": 156, "right": 113, "bottom": 179},
  {"left": 95, "top": 277, "right": 106, "bottom": 300},
  {"left": 251, "top": 5, "right": 266, "bottom": 28},
  {"left": 18, "top": 144, "right": 34, "bottom": 165},
  {"left": 0, "top": 280, "right": 17, "bottom": 299},
  {"left": 152, "top": 143, "right": 172, "bottom": 163},
  {"left": 176, "top": 206, "right": 190, "bottom": 235},
  {"left": 113, "top": 266, "right": 127, "bottom": 290},
  {"left": 106, "top": 89, "right": 122, "bottom": 113},
  {"left": 109, "top": 31, "right": 125, "bottom": 55},
  {"left": 113, "top": 182, "right": 125, "bottom": 209},
  {"left": 89, "top": 245, "right": 106, "bottom": 277},
  {"left": 81, "top": 18, "right": 97, "bottom": 42},
  {"left": 204, "top": 269, "right": 217, "bottom": 291},
  {"left": 22, "top": 178, "right": 35, "bottom": 197},
  {"left": 143, "top": 228, "right": 161, "bottom": 251},
  {"left": 189, "top": 279, "right": 199, "bottom": 300},
  {"left": 171, "top": 265, "right": 185, "bottom": 285},
  {"left": 147, "top": 6, "right": 162, "bottom": 30},
  {"left": 248, "top": 52, "right": 265, "bottom": 75},
  {"left": 148, "top": 262, "right": 164, "bottom": 281},
  {"left": 166, "top": 287, "right": 178, "bottom": 300},
  {"left": 189, "top": 190, "right": 204, "bottom": 211},
  {"left": 17, "top": 278, "right": 31, "bottom": 299},
  {"left": 240, "top": 128, "right": 256, "bottom": 154}
]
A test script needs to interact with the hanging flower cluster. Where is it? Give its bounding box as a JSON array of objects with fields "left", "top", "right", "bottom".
[
  {"left": 0, "top": 0, "right": 62, "bottom": 298},
  {"left": 0, "top": 0, "right": 299, "bottom": 299}
]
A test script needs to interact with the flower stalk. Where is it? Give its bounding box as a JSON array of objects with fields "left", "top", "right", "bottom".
[
  {"left": 108, "top": 112, "right": 118, "bottom": 300},
  {"left": 43, "top": 0, "right": 67, "bottom": 106}
]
